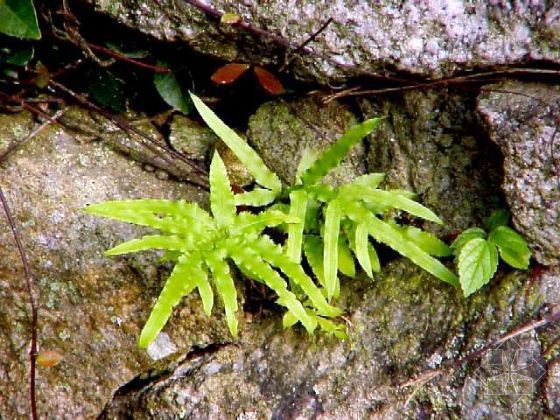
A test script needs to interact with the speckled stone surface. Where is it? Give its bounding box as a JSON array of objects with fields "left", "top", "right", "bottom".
[
  {"left": 0, "top": 110, "right": 233, "bottom": 418},
  {"left": 87, "top": 0, "right": 560, "bottom": 82},
  {"left": 477, "top": 81, "right": 560, "bottom": 266},
  {"left": 100, "top": 262, "right": 560, "bottom": 419},
  {"left": 247, "top": 97, "right": 365, "bottom": 186}
]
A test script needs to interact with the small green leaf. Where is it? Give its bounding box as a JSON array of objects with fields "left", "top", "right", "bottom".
[
  {"left": 354, "top": 222, "right": 373, "bottom": 278},
  {"left": 337, "top": 237, "right": 355, "bottom": 278},
  {"left": 138, "top": 255, "right": 202, "bottom": 348},
  {"left": 0, "top": 0, "right": 41, "bottom": 39},
  {"left": 301, "top": 118, "right": 383, "bottom": 186},
  {"left": 209, "top": 152, "right": 235, "bottom": 227},
  {"left": 286, "top": 190, "right": 307, "bottom": 263},
  {"left": 398, "top": 225, "right": 452, "bottom": 257},
  {"left": 105, "top": 235, "right": 188, "bottom": 255},
  {"left": 458, "top": 238, "right": 498, "bottom": 297},
  {"left": 206, "top": 255, "right": 238, "bottom": 336},
  {"left": 451, "top": 227, "right": 486, "bottom": 256},
  {"left": 154, "top": 70, "right": 192, "bottom": 114},
  {"left": 1, "top": 45, "right": 33, "bottom": 66},
  {"left": 295, "top": 149, "right": 318, "bottom": 183},
  {"left": 234, "top": 188, "right": 276, "bottom": 206},
  {"left": 349, "top": 173, "right": 385, "bottom": 189},
  {"left": 488, "top": 226, "right": 531, "bottom": 270},
  {"left": 323, "top": 199, "right": 342, "bottom": 299},
  {"left": 190, "top": 93, "right": 282, "bottom": 193},
  {"left": 87, "top": 70, "right": 127, "bottom": 113},
  {"left": 485, "top": 209, "right": 510, "bottom": 232},
  {"left": 196, "top": 269, "right": 214, "bottom": 316},
  {"left": 303, "top": 236, "right": 326, "bottom": 289}
]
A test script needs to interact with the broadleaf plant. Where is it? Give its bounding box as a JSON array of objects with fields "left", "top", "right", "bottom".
[
  {"left": 86, "top": 151, "right": 340, "bottom": 348},
  {"left": 451, "top": 210, "right": 531, "bottom": 297}
]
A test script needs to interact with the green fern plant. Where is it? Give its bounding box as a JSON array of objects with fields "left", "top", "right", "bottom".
[
  {"left": 451, "top": 210, "right": 531, "bottom": 297},
  {"left": 86, "top": 151, "right": 341, "bottom": 348},
  {"left": 191, "top": 93, "right": 458, "bottom": 302}
]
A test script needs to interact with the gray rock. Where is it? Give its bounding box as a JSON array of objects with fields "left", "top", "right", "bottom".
[
  {"left": 0, "top": 110, "right": 231, "bottom": 418},
  {"left": 88, "top": 1, "right": 560, "bottom": 82},
  {"left": 168, "top": 114, "right": 217, "bottom": 161},
  {"left": 247, "top": 97, "right": 365, "bottom": 186},
  {"left": 100, "top": 262, "right": 559, "bottom": 418},
  {"left": 361, "top": 90, "right": 503, "bottom": 236},
  {"left": 477, "top": 82, "right": 560, "bottom": 266}
]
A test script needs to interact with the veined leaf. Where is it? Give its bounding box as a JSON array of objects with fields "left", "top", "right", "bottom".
[
  {"left": 323, "top": 199, "right": 342, "bottom": 299},
  {"left": 0, "top": 0, "right": 41, "bottom": 39},
  {"left": 397, "top": 225, "right": 452, "bottom": 257},
  {"left": 286, "top": 190, "right": 308, "bottom": 263},
  {"left": 486, "top": 209, "right": 510, "bottom": 232},
  {"left": 458, "top": 238, "right": 498, "bottom": 297},
  {"left": 190, "top": 93, "right": 282, "bottom": 193},
  {"left": 488, "top": 226, "right": 531, "bottom": 270},
  {"left": 300, "top": 118, "right": 382, "bottom": 186},
  {"left": 347, "top": 204, "right": 458, "bottom": 286},
  {"left": 138, "top": 254, "right": 202, "bottom": 348},
  {"left": 303, "top": 236, "right": 326, "bottom": 289},
  {"left": 234, "top": 188, "right": 277, "bottom": 206},
  {"left": 105, "top": 235, "right": 190, "bottom": 256},
  {"left": 206, "top": 254, "right": 238, "bottom": 336},
  {"left": 451, "top": 227, "right": 486, "bottom": 256},
  {"left": 209, "top": 152, "right": 235, "bottom": 227}
]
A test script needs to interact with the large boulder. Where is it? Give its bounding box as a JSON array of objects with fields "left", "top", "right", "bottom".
[
  {"left": 477, "top": 82, "right": 560, "bottom": 266},
  {"left": 0, "top": 109, "right": 231, "bottom": 418},
  {"left": 87, "top": 1, "right": 560, "bottom": 82}
]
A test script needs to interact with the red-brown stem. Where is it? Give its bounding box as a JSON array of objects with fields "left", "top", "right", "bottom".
[
  {"left": 0, "top": 187, "right": 38, "bottom": 420},
  {"left": 87, "top": 43, "right": 171, "bottom": 73}
]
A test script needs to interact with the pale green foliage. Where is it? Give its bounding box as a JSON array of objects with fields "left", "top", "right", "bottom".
[
  {"left": 190, "top": 93, "right": 458, "bottom": 303},
  {"left": 451, "top": 210, "right": 531, "bottom": 297},
  {"left": 86, "top": 152, "right": 340, "bottom": 348}
]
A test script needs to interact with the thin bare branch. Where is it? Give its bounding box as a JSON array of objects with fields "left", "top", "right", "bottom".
[{"left": 0, "top": 187, "right": 38, "bottom": 420}]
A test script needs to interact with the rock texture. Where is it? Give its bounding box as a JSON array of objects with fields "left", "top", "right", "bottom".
[
  {"left": 477, "top": 82, "right": 560, "bottom": 266},
  {"left": 0, "top": 110, "right": 233, "bottom": 418},
  {"left": 360, "top": 90, "right": 504, "bottom": 236},
  {"left": 100, "top": 262, "right": 560, "bottom": 419},
  {"left": 88, "top": 0, "right": 560, "bottom": 82},
  {"left": 247, "top": 97, "right": 365, "bottom": 186}
]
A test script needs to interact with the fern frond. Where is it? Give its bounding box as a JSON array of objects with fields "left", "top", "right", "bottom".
[
  {"left": 234, "top": 188, "right": 277, "bottom": 206},
  {"left": 205, "top": 252, "right": 238, "bottom": 336},
  {"left": 396, "top": 225, "right": 452, "bottom": 257},
  {"left": 286, "top": 190, "right": 308, "bottom": 263},
  {"left": 209, "top": 152, "right": 235, "bottom": 227},
  {"left": 230, "top": 246, "right": 317, "bottom": 333},
  {"left": 323, "top": 199, "right": 342, "bottom": 299},
  {"left": 190, "top": 93, "right": 282, "bottom": 193},
  {"left": 254, "top": 236, "right": 341, "bottom": 318},
  {"left": 232, "top": 210, "right": 298, "bottom": 235},
  {"left": 300, "top": 118, "right": 382, "bottom": 186},
  {"left": 138, "top": 254, "right": 203, "bottom": 348},
  {"left": 105, "top": 235, "right": 192, "bottom": 256},
  {"left": 349, "top": 173, "right": 386, "bottom": 189},
  {"left": 85, "top": 199, "right": 213, "bottom": 234},
  {"left": 303, "top": 235, "right": 326, "bottom": 289},
  {"left": 344, "top": 186, "right": 442, "bottom": 224},
  {"left": 347, "top": 204, "right": 458, "bottom": 286},
  {"left": 337, "top": 236, "right": 355, "bottom": 278}
]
